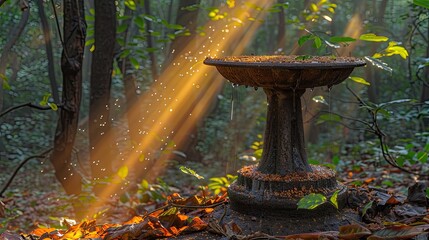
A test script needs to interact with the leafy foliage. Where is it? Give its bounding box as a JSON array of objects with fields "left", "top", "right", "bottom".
[
  {"left": 179, "top": 166, "right": 204, "bottom": 180},
  {"left": 207, "top": 174, "right": 237, "bottom": 195}
]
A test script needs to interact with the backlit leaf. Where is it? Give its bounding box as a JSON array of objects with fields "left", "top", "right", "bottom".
[
  {"left": 85, "top": 38, "right": 95, "bottom": 46},
  {"left": 117, "top": 166, "right": 128, "bottom": 180},
  {"left": 310, "top": 3, "right": 318, "bottom": 12},
  {"left": 329, "top": 190, "right": 339, "bottom": 209},
  {"left": 48, "top": 103, "right": 58, "bottom": 111},
  {"left": 359, "top": 33, "right": 389, "bottom": 42},
  {"left": 179, "top": 166, "right": 204, "bottom": 179},
  {"left": 349, "top": 76, "right": 370, "bottom": 86},
  {"left": 124, "top": 0, "right": 136, "bottom": 10},
  {"left": 297, "top": 193, "right": 326, "bottom": 209},
  {"left": 312, "top": 95, "right": 328, "bottom": 105}
]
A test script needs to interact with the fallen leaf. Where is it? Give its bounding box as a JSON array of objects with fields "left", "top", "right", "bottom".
[
  {"left": 0, "top": 231, "right": 23, "bottom": 240},
  {"left": 0, "top": 200, "right": 5, "bottom": 218},
  {"left": 284, "top": 231, "right": 339, "bottom": 239},
  {"left": 368, "top": 225, "right": 423, "bottom": 240},
  {"left": 339, "top": 224, "right": 371, "bottom": 239}
]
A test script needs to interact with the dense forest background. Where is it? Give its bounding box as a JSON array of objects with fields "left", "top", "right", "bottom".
[{"left": 1, "top": 0, "right": 429, "bottom": 230}]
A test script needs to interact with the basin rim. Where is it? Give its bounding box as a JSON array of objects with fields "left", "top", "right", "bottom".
[{"left": 204, "top": 55, "right": 366, "bottom": 69}]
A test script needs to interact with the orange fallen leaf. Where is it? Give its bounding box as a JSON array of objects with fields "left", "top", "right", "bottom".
[{"left": 30, "top": 227, "right": 57, "bottom": 236}]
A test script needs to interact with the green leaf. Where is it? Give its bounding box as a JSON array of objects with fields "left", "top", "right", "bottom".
[
  {"left": 313, "top": 36, "right": 322, "bottom": 48},
  {"left": 1, "top": 74, "right": 10, "bottom": 90},
  {"left": 179, "top": 166, "right": 204, "bottom": 179},
  {"left": 349, "top": 76, "right": 370, "bottom": 86},
  {"left": 417, "top": 151, "right": 428, "bottom": 163},
  {"left": 159, "top": 207, "right": 179, "bottom": 217},
  {"left": 316, "top": 113, "right": 342, "bottom": 124},
  {"left": 39, "top": 93, "right": 51, "bottom": 106},
  {"left": 297, "top": 193, "right": 326, "bottom": 209},
  {"left": 295, "top": 55, "right": 313, "bottom": 60},
  {"left": 414, "top": 0, "right": 429, "bottom": 9},
  {"left": 85, "top": 38, "right": 95, "bottom": 46},
  {"left": 329, "top": 190, "right": 339, "bottom": 209},
  {"left": 134, "top": 16, "right": 145, "bottom": 29},
  {"left": 117, "top": 166, "right": 129, "bottom": 180},
  {"left": 48, "top": 103, "right": 58, "bottom": 111},
  {"left": 298, "top": 35, "right": 312, "bottom": 46},
  {"left": 359, "top": 33, "right": 389, "bottom": 42},
  {"left": 328, "top": 36, "right": 356, "bottom": 43},
  {"left": 117, "top": 24, "right": 128, "bottom": 34},
  {"left": 129, "top": 57, "right": 140, "bottom": 69},
  {"left": 124, "top": 0, "right": 136, "bottom": 10},
  {"left": 361, "top": 200, "right": 373, "bottom": 217}
]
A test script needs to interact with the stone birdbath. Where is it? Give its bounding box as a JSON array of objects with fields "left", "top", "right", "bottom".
[{"left": 204, "top": 55, "right": 365, "bottom": 218}]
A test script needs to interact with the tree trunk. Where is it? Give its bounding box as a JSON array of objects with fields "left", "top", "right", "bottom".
[
  {"left": 276, "top": 0, "right": 286, "bottom": 51},
  {"left": 420, "top": 11, "right": 429, "bottom": 128},
  {"left": 50, "top": 0, "right": 86, "bottom": 195},
  {"left": 0, "top": 0, "right": 29, "bottom": 112},
  {"left": 89, "top": 0, "right": 117, "bottom": 194},
  {"left": 164, "top": 0, "right": 200, "bottom": 66},
  {"left": 367, "top": 0, "right": 388, "bottom": 103},
  {"left": 143, "top": 0, "right": 159, "bottom": 80},
  {"left": 36, "top": 0, "right": 59, "bottom": 103}
]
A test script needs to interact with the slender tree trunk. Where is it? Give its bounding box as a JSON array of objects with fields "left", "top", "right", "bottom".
[
  {"left": 367, "top": 0, "right": 388, "bottom": 103},
  {"left": 164, "top": 0, "right": 200, "bottom": 66},
  {"left": 50, "top": 0, "right": 86, "bottom": 195},
  {"left": 89, "top": 0, "right": 117, "bottom": 194},
  {"left": 36, "top": 0, "right": 59, "bottom": 103},
  {"left": 143, "top": 0, "right": 159, "bottom": 80},
  {"left": 116, "top": 7, "right": 140, "bottom": 147},
  {"left": 0, "top": 0, "right": 29, "bottom": 112},
  {"left": 420, "top": 11, "right": 429, "bottom": 129},
  {"left": 276, "top": 0, "right": 286, "bottom": 51}
]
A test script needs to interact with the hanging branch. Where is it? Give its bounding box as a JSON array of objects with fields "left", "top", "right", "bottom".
[
  {"left": 0, "top": 148, "right": 52, "bottom": 197},
  {"left": 346, "top": 85, "right": 429, "bottom": 176}
]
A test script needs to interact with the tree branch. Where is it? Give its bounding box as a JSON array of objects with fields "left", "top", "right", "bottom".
[
  {"left": 0, "top": 102, "right": 61, "bottom": 118},
  {"left": 0, "top": 148, "right": 52, "bottom": 197}
]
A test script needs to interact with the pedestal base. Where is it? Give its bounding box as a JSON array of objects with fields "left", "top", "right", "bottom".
[{"left": 228, "top": 164, "right": 347, "bottom": 218}]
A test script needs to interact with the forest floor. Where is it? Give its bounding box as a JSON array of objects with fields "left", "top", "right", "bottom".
[{"left": 1, "top": 156, "right": 429, "bottom": 239}]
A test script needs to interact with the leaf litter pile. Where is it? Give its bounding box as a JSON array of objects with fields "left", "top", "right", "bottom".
[{"left": 2, "top": 163, "right": 429, "bottom": 239}]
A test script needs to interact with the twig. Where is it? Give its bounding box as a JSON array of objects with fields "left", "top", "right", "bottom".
[
  {"left": 0, "top": 148, "right": 52, "bottom": 197},
  {"left": 0, "top": 102, "right": 61, "bottom": 118}
]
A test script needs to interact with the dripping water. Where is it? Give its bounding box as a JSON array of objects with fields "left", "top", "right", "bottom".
[{"left": 230, "top": 83, "right": 237, "bottom": 120}]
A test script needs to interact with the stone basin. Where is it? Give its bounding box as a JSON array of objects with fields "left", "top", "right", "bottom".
[{"left": 204, "top": 55, "right": 365, "bottom": 89}]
